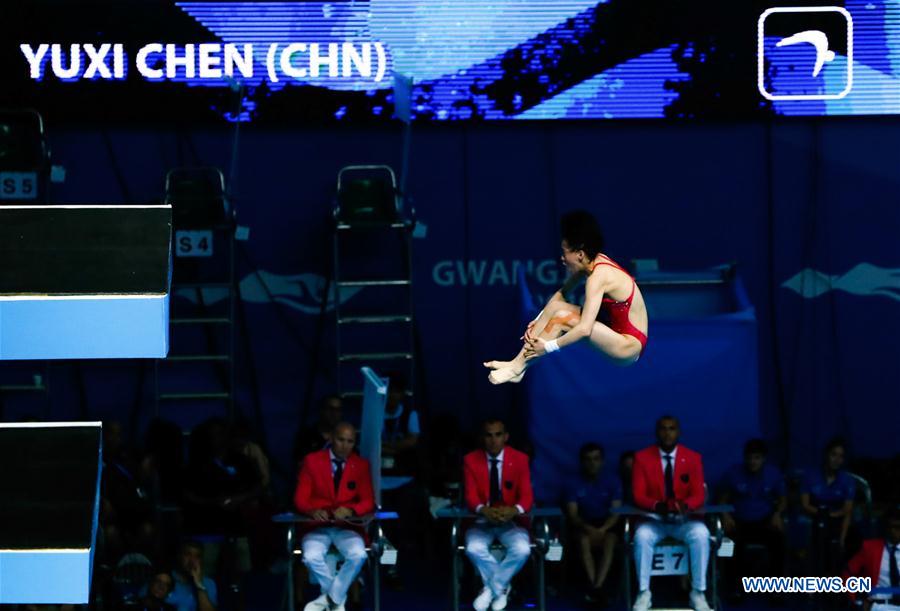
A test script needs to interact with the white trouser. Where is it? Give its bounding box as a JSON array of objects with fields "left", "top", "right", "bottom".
[
  {"left": 301, "top": 527, "right": 368, "bottom": 606},
  {"left": 634, "top": 520, "right": 710, "bottom": 592},
  {"left": 465, "top": 523, "right": 531, "bottom": 596}
]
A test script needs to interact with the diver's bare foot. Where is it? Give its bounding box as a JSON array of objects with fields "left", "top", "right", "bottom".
[
  {"left": 488, "top": 367, "right": 525, "bottom": 385},
  {"left": 484, "top": 360, "right": 514, "bottom": 370}
]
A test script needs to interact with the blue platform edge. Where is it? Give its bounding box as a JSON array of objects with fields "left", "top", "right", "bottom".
[
  {"left": 0, "top": 422, "right": 102, "bottom": 604},
  {"left": 0, "top": 295, "right": 169, "bottom": 359},
  {"left": 0, "top": 550, "right": 92, "bottom": 603}
]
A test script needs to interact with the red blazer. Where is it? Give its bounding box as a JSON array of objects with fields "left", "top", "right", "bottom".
[
  {"left": 463, "top": 447, "right": 534, "bottom": 516},
  {"left": 843, "top": 539, "right": 886, "bottom": 601},
  {"left": 293, "top": 450, "right": 375, "bottom": 534},
  {"left": 632, "top": 445, "right": 705, "bottom": 512}
]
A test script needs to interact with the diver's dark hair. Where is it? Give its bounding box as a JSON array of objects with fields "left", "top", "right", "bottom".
[{"left": 560, "top": 210, "right": 605, "bottom": 259}]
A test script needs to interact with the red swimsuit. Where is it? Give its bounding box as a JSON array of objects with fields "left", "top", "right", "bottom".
[{"left": 589, "top": 255, "right": 648, "bottom": 353}]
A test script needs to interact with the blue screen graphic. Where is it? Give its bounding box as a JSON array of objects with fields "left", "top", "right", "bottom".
[
  {"left": 174, "top": 0, "right": 900, "bottom": 119},
  {"left": 9, "top": 0, "right": 900, "bottom": 121}
]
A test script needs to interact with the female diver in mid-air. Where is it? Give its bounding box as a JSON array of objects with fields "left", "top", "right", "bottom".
[{"left": 484, "top": 210, "right": 648, "bottom": 384}]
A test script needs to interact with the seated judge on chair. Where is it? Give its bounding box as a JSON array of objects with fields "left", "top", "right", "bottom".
[
  {"left": 464, "top": 418, "right": 534, "bottom": 611},
  {"left": 564, "top": 442, "right": 622, "bottom": 603},
  {"left": 719, "top": 439, "right": 787, "bottom": 586},
  {"left": 843, "top": 506, "right": 900, "bottom": 611},
  {"left": 631, "top": 415, "right": 711, "bottom": 611},
  {"left": 800, "top": 437, "right": 856, "bottom": 574},
  {"left": 293, "top": 422, "right": 375, "bottom": 611}
]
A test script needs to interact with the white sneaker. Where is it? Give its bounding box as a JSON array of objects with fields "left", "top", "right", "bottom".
[
  {"left": 491, "top": 588, "right": 508, "bottom": 610},
  {"left": 690, "top": 589, "right": 711, "bottom": 611},
  {"left": 303, "top": 594, "right": 329, "bottom": 611},
  {"left": 632, "top": 589, "right": 652, "bottom": 611},
  {"left": 324, "top": 595, "right": 345, "bottom": 611},
  {"left": 473, "top": 587, "right": 493, "bottom": 611}
]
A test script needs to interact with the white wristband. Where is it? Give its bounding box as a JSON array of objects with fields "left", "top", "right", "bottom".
[{"left": 544, "top": 339, "right": 560, "bottom": 353}]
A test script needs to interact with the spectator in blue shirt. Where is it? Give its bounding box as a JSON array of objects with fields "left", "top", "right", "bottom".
[
  {"left": 719, "top": 439, "right": 787, "bottom": 595},
  {"left": 721, "top": 439, "right": 787, "bottom": 530},
  {"left": 801, "top": 438, "right": 857, "bottom": 573},
  {"left": 381, "top": 376, "right": 421, "bottom": 474},
  {"left": 801, "top": 438, "right": 856, "bottom": 540},
  {"left": 167, "top": 541, "right": 217, "bottom": 611},
  {"left": 564, "top": 442, "right": 622, "bottom": 603},
  {"left": 131, "top": 570, "right": 176, "bottom": 610},
  {"left": 380, "top": 373, "right": 427, "bottom": 591}
]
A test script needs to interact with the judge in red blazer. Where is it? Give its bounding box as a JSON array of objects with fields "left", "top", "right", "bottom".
[
  {"left": 463, "top": 418, "right": 534, "bottom": 611},
  {"left": 631, "top": 416, "right": 711, "bottom": 611},
  {"left": 293, "top": 422, "right": 374, "bottom": 611},
  {"left": 842, "top": 508, "right": 900, "bottom": 608}
]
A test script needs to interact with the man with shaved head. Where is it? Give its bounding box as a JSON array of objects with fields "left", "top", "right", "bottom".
[
  {"left": 294, "top": 422, "right": 375, "bottom": 611},
  {"left": 631, "top": 416, "right": 710, "bottom": 611}
]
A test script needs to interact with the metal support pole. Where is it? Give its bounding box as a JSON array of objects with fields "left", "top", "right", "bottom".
[
  {"left": 624, "top": 518, "right": 633, "bottom": 609},
  {"left": 538, "top": 551, "right": 546, "bottom": 611},
  {"left": 537, "top": 518, "right": 549, "bottom": 611},
  {"left": 451, "top": 520, "right": 460, "bottom": 610},
  {"left": 373, "top": 557, "right": 381, "bottom": 611},
  {"left": 711, "top": 516, "right": 722, "bottom": 610},
  {"left": 286, "top": 525, "right": 295, "bottom": 611},
  {"left": 373, "top": 522, "right": 383, "bottom": 611}
]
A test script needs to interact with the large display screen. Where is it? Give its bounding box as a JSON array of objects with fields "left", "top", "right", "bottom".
[{"left": 3, "top": 1, "right": 899, "bottom": 122}]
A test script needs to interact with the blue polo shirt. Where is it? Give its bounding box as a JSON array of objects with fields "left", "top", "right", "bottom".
[
  {"left": 167, "top": 575, "right": 218, "bottom": 611},
  {"left": 721, "top": 462, "right": 786, "bottom": 522},
  {"left": 802, "top": 469, "right": 856, "bottom": 512},
  {"left": 564, "top": 472, "right": 623, "bottom": 522}
]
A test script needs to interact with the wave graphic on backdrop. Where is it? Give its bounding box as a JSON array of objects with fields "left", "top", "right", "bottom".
[
  {"left": 782, "top": 263, "right": 900, "bottom": 301},
  {"left": 176, "top": 271, "right": 363, "bottom": 313}
]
